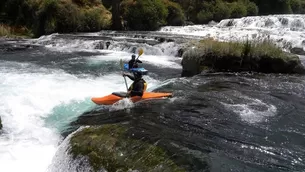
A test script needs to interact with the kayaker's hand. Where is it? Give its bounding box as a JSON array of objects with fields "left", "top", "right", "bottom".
[
  {"left": 122, "top": 72, "right": 127, "bottom": 77},
  {"left": 126, "top": 91, "right": 131, "bottom": 97}
]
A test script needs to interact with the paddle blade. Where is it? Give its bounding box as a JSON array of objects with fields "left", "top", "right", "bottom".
[{"left": 138, "top": 48, "right": 143, "bottom": 56}]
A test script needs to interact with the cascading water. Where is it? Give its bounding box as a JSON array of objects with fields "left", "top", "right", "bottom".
[{"left": 159, "top": 14, "right": 305, "bottom": 53}]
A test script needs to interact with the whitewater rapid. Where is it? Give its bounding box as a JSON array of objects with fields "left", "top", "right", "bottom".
[{"left": 0, "top": 41, "right": 177, "bottom": 171}]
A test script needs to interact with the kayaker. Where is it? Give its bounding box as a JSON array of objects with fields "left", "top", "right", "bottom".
[
  {"left": 123, "top": 71, "right": 147, "bottom": 97},
  {"left": 128, "top": 54, "right": 142, "bottom": 69}
]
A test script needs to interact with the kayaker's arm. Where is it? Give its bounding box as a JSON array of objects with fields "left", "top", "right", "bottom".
[
  {"left": 123, "top": 73, "right": 135, "bottom": 81},
  {"left": 136, "top": 59, "right": 142, "bottom": 63}
]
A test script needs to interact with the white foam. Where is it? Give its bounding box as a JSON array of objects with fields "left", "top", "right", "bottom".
[
  {"left": 0, "top": 60, "right": 160, "bottom": 172},
  {"left": 222, "top": 96, "right": 277, "bottom": 124},
  {"left": 159, "top": 15, "right": 305, "bottom": 52},
  {"left": 87, "top": 51, "right": 182, "bottom": 69},
  {"left": 47, "top": 126, "right": 93, "bottom": 172}
]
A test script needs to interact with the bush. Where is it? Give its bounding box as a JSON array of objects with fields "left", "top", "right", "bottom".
[
  {"left": 290, "top": 0, "right": 302, "bottom": 13},
  {"left": 230, "top": 2, "right": 247, "bottom": 18},
  {"left": 80, "top": 7, "right": 111, "bottom": 32},
  {"left": 163, "top": 0, "right": 185, "bottom": 26},
  {"left": 34, "top": 0, "right": 111, "bottom": 36},
  {"left": 197, "top": 10, "right": 214, "bottom": 24},
  {"left": 196, "top": 1, "right": 214, "bottom": 24},
  {"left": 246, "top": 1, "right": 259, "bottom": 16},
  {"left": 213, "top": 1, "right": 231, "bottom": 21},
  {"left": 55, "top": 2, "right": 80, "bottom": 33},
  {"left": 122, "top": 0, "right": 168, "bottom": 30}
]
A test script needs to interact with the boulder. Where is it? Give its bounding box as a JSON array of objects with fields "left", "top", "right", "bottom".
[
  {"left": 69, "top": 124, "right": 185, "bottom": 172},
  {"left": 290, "top": 47, "right": 305, "bottom": 56}
]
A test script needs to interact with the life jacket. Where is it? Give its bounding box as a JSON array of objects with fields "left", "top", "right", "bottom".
[{"left": 129, "top": 79, "right": 147, "bottom": 92}]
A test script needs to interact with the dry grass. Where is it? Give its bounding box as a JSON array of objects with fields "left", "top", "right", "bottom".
[
  {"left": 185, "top": 38, "right": 291, "bottom": 62},
  {"left": 0, "top": 24, "right": 33, "bottom": 38},
  {"left": 0, "top": 24, "right": 12, "bottom": 37},
  {"left": 182, "top": 37, "right": 302, "bottom": 73}
]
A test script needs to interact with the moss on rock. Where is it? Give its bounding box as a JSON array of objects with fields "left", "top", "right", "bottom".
[
  {"left": 69, "top": 124, "right": 185, "bottom": 172},
  {"left": 181, "top": 38, "right": 305, "bottom": 77}
]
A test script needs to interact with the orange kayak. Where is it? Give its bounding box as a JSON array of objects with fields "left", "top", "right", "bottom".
[{"left": 91, "top": 92, "right": 172, "bottom": 105}]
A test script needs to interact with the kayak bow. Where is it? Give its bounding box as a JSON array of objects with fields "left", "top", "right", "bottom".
[{"left": 91, "top": 92, "right": 172, "bottom": 105}]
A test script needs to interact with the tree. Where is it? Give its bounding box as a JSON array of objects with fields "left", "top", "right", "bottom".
[{"left": 111, "top": 0, "right": 122, "bottom": 30}]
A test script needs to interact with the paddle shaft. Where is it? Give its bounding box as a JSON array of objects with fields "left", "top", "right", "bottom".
[
  {"left": 132, "top": 48, "right": 143, "bottom": 68},
  {"left": 120, "top": 59, "right": 129, "bottom": 92}
]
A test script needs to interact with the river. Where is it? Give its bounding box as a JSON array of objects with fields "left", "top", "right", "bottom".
[{"left": 0, "top": 14, "right": 305, "bottom": 172}]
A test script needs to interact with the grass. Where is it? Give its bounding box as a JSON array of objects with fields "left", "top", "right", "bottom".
[
  {"left": 182, "top": 37, "right": 303, "bottom": 74},
  {"left": 0, "top": 24, "right": 33, "bottom": 38},
  {"left": 184, "top": 37, "right": 294, "bottom": 62}
]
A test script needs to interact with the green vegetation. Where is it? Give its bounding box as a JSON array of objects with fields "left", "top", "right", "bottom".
[
  {"left": 69, "top": 124, "right": 185, "bottom": 172},
  {"left": 181, "top": 38, "right": 305, "bottom": 76},
  {"left": 121, "top": 0, "right": 168, "bottom": 30},
  {"left": 0, "top": 24, "right": 33, "bottom": 38},
  {"left": 1, "top": 0, "right": 305, "bottom": 37},
  {"left": 0, "top": 0, "right": 111, "bottom": 37}
]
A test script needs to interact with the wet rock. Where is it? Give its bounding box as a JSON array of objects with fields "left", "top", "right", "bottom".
[
  {"left": 69, "top": 124, "right": 185, "bottom": 172},
  {"left": 177, "top": 48, "right": 184, "bottom": 57},
  {"left": 181, "top": 55, "right": 202, "bottom": 77},
  {"left": 0, "top": 116, "right": 2, "bottom": 130},
  {"left": 290, "top": 47, "right": 305, "bottom": 55}
]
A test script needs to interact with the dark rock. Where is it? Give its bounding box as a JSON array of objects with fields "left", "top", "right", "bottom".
[
  {"left": 290, "top": 47, "right": 305, "bottom": 55},
  {"left": 0, "top": 116, "right": 2, "bottom": 130},
  {"left": 106, "top": 41, "right": 111, "bottom": 49},
  {"left": 177, "top": 48, "right": 184, "bottom": 57},
  {"left": 181, "top": 57, "right": 201, "bottom": 77},
  {"left": 184, "top": 21, "right": 194, "bottom": 26}
]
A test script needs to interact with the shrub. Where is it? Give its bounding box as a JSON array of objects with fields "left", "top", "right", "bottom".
[
  {"left": 197, "top": 10, "right": 214, "bottom": 24},
  {"left": 213, "top": 0, "right": 231, "bottom": 21},
  {"left": 196, "top": 2, "right": 214, "bottom": 24},
  {"left": 246, "top": 1, "right": 259, "bottom": 16},
  {"left": 290, "top": 0, "right": 302, "bottom": 13},
  {"left": 80, "top": 7, "right": 111, "bottom": 32},
  {"left": 34, "top": 0, "right": 111, "bottom": 36},
  {"left": 122, "top": 0, "right": 168, "bottom": 30},
  {"left": 230, "top": 2, "right": 247, "bottom": 18},
  {"left": 163, "top": 0, "right": 185, "bottom": 26}
]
